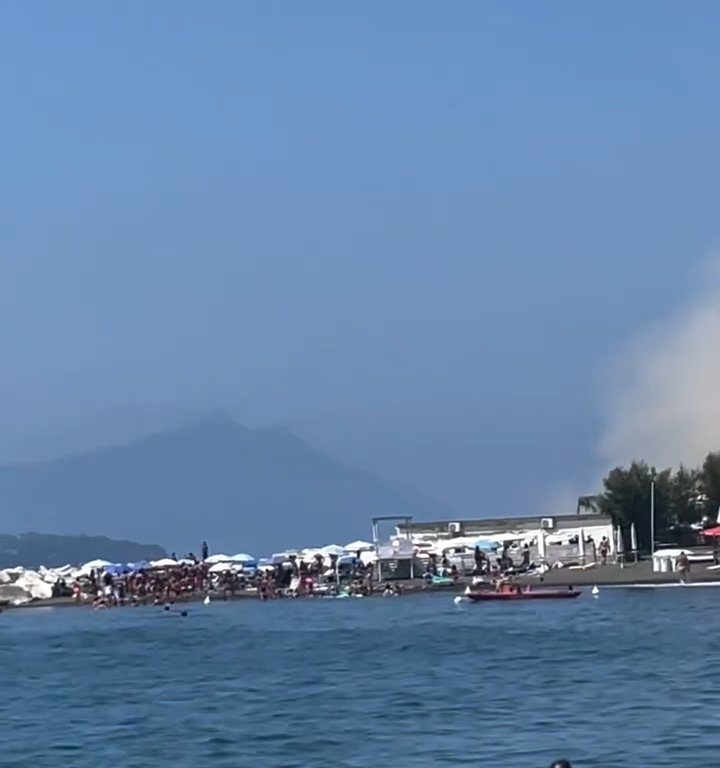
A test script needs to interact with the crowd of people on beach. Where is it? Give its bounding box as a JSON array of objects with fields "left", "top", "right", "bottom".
[
  {"left": 80, "top": 546, "right": 378, "bottom": 608},
  {"left": 76, "top": 535, "right": 566, "bottom": 608}
]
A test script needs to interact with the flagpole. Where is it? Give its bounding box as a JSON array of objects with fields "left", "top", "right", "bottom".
[{"left": 650, "top": 480, "right": 655, "bottom": 557}]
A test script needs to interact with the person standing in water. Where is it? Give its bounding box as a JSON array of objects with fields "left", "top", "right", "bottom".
[{"left": 202, "top": 541, "right": 209, "bottom": 561}]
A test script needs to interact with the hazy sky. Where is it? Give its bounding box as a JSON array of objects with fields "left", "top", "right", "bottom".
[{"left": 2, "top": 2, "right": 720, "bottom": 517}]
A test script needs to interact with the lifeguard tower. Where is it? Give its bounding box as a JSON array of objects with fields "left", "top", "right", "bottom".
[{"left": 371, "top": 515, "right": 416, "bottom": 581}]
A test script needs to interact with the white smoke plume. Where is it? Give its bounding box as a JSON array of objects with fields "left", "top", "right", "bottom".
[{"left": 598, "top": 255, "right": 720, "bottom": 470}]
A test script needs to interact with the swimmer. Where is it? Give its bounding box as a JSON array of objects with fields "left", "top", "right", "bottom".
[{"left": 550, "top": 761, "right": 573, "bottom": 768}]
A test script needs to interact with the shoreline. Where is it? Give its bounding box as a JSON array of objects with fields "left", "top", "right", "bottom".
[{"left": 5, "top": 561, "right": 717, "bottom": 610}]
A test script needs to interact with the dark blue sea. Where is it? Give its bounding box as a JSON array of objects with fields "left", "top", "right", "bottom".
[{"left": 1, "top": 588, "right": 717, "bottom": 767}]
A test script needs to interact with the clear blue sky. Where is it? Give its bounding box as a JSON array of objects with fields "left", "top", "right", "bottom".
[{"left": 1, "top": 2, "right": 719, "bottom": 516}]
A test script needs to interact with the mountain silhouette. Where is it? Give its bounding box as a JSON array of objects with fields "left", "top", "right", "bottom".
[
  {"left": 0, "top": 414, "right": 452, "bottom": 555},
  {"left": 0, "top": 533, "right": 166, "bottom": 570}
]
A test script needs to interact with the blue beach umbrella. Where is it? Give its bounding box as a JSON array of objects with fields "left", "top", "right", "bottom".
[{"left": 230, "top": 553, "right": 257, "bottom": 568}]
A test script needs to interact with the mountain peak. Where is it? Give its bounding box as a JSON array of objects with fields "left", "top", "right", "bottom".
[{"left": 0, "top": 418, "right": 453, "bottom": 553}]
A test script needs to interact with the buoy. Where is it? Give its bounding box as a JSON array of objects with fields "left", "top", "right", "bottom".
[
  {"left": 591, "top": 585, "right": 599, "bottom": 597},
  {"left": 203, "top": 595, "right": 211, "bottom": 605}
]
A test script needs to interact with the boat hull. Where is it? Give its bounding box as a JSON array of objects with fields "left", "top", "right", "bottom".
[{"left": 466, "top": 589, "right": 581, "bottom": 602}]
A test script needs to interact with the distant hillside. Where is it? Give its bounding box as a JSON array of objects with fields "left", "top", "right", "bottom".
[
  {"left": 0, "top": 413, "right": 452, "bottom": 555},
  {"left": 0, "top": 533, "right": 166, "bottom": 569}
]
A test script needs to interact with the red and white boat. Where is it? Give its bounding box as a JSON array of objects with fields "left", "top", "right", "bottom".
[{"left": 465, "top": 582, "right": 581, "bottom": 602}]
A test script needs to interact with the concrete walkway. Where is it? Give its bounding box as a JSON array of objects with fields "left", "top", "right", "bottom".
[{"left": 516, "top": 560, "right": 720, "bottom": 587}]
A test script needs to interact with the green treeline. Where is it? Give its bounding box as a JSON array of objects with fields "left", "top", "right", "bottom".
[{"left": 583, "top": 452, "right": 720, "bottom": 551}]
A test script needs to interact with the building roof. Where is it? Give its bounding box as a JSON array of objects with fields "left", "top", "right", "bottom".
[{"left": 397, "top": 512, "right": 613, "bottom": 537}]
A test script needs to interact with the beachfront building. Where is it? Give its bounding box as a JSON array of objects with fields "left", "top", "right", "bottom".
[
  {"left": 397, "top": 511, "right": 613, "bottom": 543},
  {"left": 393, "top": 511, "right": 616, "bottom": 570}
]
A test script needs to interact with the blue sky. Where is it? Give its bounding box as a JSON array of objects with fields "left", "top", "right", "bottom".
[{"left": 1, "top": 2, "right": 719, "bottom": 517}]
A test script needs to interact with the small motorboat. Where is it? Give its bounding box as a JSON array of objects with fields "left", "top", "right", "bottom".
[{"left": 465, "top": 582, "right": 581, "bottom": 602}]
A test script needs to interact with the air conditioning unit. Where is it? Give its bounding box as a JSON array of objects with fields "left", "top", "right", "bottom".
[
  {"left": 540, "top": 517, "right": 555, "bottom": 530},
  {"left": 448, "top": 522, "right": 461, "bottom": 534}
]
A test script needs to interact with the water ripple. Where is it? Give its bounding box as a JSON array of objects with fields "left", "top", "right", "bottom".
[{"left": 1, "top": 589, "right": 718, "bottom": 766}]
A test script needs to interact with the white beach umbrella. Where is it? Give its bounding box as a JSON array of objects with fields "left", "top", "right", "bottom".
[
  {"left": 82, "top": 559, "right": 112, "bottom": 570},
  {"left": 150, "top": 558, "right": 182, "bottom": 569},
  {"left": 204, "top": 554, "right": 232, "bottom": 564},
  {"left": 630, "top": 523, "right": 638, "bottom": 553},
  {"left": 272, "top": 552, "right": 296, "bottom": 564},
  {"left": 229, "top": 553, "right": 255, "bottom": 564},
  {"left": 320, "top": 544, "right": 345, "bottom": 557},
  {"left": 537, "top": 530, "right": 547, "bottom": 560},
  {"left": 616, "top": 526, "right": 625, "bottom": 555},
  {"left": 209, "top": 562, "right": 236, "bottom": 573},
  {"left": 344, "top": 540, "right": 374, "bottom": 552}
]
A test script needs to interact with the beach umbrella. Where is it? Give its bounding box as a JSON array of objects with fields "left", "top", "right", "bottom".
[
  {"left": 616, "top": 526, "right": 625, "bottom": 565},
  {"left": 320, "top": 544, "right": 345, "bottom": 557},
  {"left": 537, "top": 530, "right": 547, "bottom": 560},
  {"left": 82, "top": 559, "right": 112, "bottom": 570},
  {"left": 703, "top": 526, "right": 720, "bottom": 538},
  {"left": 343, "top": 540, "right": 374, "bottom": 552},
  {"left": 630, "top": 523, "right": 638, "bottom": 553},
  {"left": 150, "top": 558, "right": 182, "bottom": 569},
  {"left": 209, "top": 562, "right": 235, "bottom": 573},
  {"left": 229, "top": 553, "right": 256, "bottom": 565},
  {"left": 204, "top": 554, "right": 232, "bottom": 564}
]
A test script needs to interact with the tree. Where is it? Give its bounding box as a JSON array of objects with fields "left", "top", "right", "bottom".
[
  {"left": 667, "top": 465, "right": 702, "bottom": 526},
  {"left": 700, "top": 452, "right": 720, "bottom": 521},
  {"left": 599, "top": 462, "right": 672, "bottom": 551}
]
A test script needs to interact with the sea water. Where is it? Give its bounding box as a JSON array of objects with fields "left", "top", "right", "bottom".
[{"left": 0, "top": 589, "right": 717, "bottom": 767}]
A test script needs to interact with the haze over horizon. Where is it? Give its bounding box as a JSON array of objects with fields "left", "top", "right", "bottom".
[{"left": 3, "top": 2, "right": 720, "bottom": 532}]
